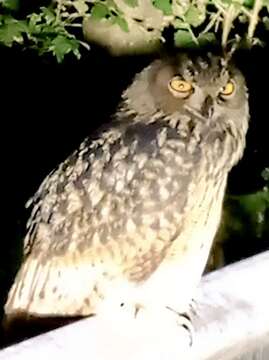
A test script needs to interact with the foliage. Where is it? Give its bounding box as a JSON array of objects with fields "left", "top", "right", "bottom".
[
  {"left": 210, "top": 168, "right": 269, "bottom": 269},
  {"left": 0, "top": 2, "right": 89, "bottom": 62},
  {"left": 0, "top": 0, "right": 269, "bottom": 62}
]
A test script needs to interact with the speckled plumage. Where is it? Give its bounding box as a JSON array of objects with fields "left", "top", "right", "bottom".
[{"left": 4, "top": 52, "right": 249, "bottom": 330}]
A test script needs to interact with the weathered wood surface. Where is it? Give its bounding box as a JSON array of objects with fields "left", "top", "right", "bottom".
[{"left": 0, "top": 251, "right": 268, "bottom": 360}]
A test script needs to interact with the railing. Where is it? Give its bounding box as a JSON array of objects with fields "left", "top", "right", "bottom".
[{"left": 0, "top": 251, "right": 268, "bottom": 360}]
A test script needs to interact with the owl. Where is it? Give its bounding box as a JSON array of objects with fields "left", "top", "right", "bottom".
[{"left": 3, "top": 51, "right": 249, "bottom": 341}]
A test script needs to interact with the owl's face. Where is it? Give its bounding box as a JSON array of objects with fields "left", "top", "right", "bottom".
[{"left": 122, "top": 52, "right": 249, "bottom": 136}]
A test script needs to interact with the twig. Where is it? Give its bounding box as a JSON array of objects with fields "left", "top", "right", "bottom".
[{"left": 247, "top": 0, "right": 263, "bottom": 41}]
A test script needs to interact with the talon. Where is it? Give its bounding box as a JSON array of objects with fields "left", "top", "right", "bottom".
[
  {"left": 134, "top": 303, "right": 144, "bottom": 318},
  {"left": 166, "top": 307, "right": 194, "bottom": 347},
  {"left": 189, "top": 298, "right": 198, "bottom": 317},
  {"left": 177, "top": 312, "right": 194, "bottom": 347}
]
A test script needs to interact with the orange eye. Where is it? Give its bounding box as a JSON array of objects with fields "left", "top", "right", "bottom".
[
  {"left": 220, "top": 80, "right": 235, "bottom": 97},
  {"left": 168, "top": 77, "right": 193, "bottom": 97}
]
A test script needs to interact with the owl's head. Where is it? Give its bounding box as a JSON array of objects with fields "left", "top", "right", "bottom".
[{"left": 121, "top": 52, "right": 249, "bottom": 137}]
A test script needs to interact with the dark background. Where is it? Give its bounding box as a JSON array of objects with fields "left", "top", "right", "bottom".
[{"left": 0, "top": 36, "right": 268, "bottom": 345}]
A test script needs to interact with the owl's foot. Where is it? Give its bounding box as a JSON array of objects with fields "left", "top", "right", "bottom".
[
  {"left": 132, "top": 303, "right": 194, "bottom": 350},
  {"left": 166, "top": 306, "right": 194, "bottom": 347}
]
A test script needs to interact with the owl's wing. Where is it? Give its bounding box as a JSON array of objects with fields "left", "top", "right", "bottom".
[{"left": 5, "top": 120, "right": 199, "bottom": 321}]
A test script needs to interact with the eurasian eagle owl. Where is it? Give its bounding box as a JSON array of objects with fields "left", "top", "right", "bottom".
[{"left": 4, "top": 51, "right": 249, "bottom": 342}]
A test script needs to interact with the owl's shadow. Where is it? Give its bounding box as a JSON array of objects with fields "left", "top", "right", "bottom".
[{"left": 1, "top": 312, "right": 88, "bottom": 348}]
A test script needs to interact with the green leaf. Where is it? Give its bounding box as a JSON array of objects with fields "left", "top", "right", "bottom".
[
  {"left": 174, "top": 29, "right": 216, "bottom": 48},
  {"left": 197, "top": 32, "right": 217, "bottom": 46},
  {"left": 152, "top": 0, "right": 172, "bottom": 15},
  {"left": 0, "top": 17, "right": 27, "bottom": 46},
  {"left": 113, "top": 15, "right": 129, "bottom": 32},
  {"left": 174, "top": 29, "right": 197, "bottom": 48},
  {"left": 173, "top": 18, "right": 188, "bottom": 29},
  {"left": 236, "top": 190, "right": 269, "bottom": 238},
  {"left": 184, "top": 5, "right": 205, "bottom": 27},
  {"left": 51, "top": 34, "right": 80, "bottom": 63},
  {"left": 1, "top": 0, "right": 20, "bottom": 11},
  {"left": 41, "top": 6, "right": 56, "bottom": 25},
  {"left": 91, "top": 3, "right": 110, "bottom": 20},
  {"left": 243, "top": 0, "right": 254, "bottom": 8},
  {"left": 238, "top": 192, "right": 268, "bottom": 214},
  {"left": 28, "top": 13, "right": 42, "bottom": 31},
  {"left": 123, "top": 0, "right": 138, "bottom": 7}
]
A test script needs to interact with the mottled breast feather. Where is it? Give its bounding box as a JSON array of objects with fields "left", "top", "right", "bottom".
[{"left": 24, "top": 116, "right": 200, "bottom": 280}]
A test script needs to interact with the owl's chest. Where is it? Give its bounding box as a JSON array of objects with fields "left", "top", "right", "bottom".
[
  {"left": 132, "top": 174, "right": 228, "bottom": 313},
  {"left": 167, "top": 172, "right": 228, "bottom": 265}
]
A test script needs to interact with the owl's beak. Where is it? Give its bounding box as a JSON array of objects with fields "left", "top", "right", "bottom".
[
  {"left": 183, "top": 105, "right": 208, "bottom": 123},
  {"left": 183, "top": 95, "right": 214, "bottom": 123},
  {"left": 201, "top": 95, "right": 214, "bottom": 119}
]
